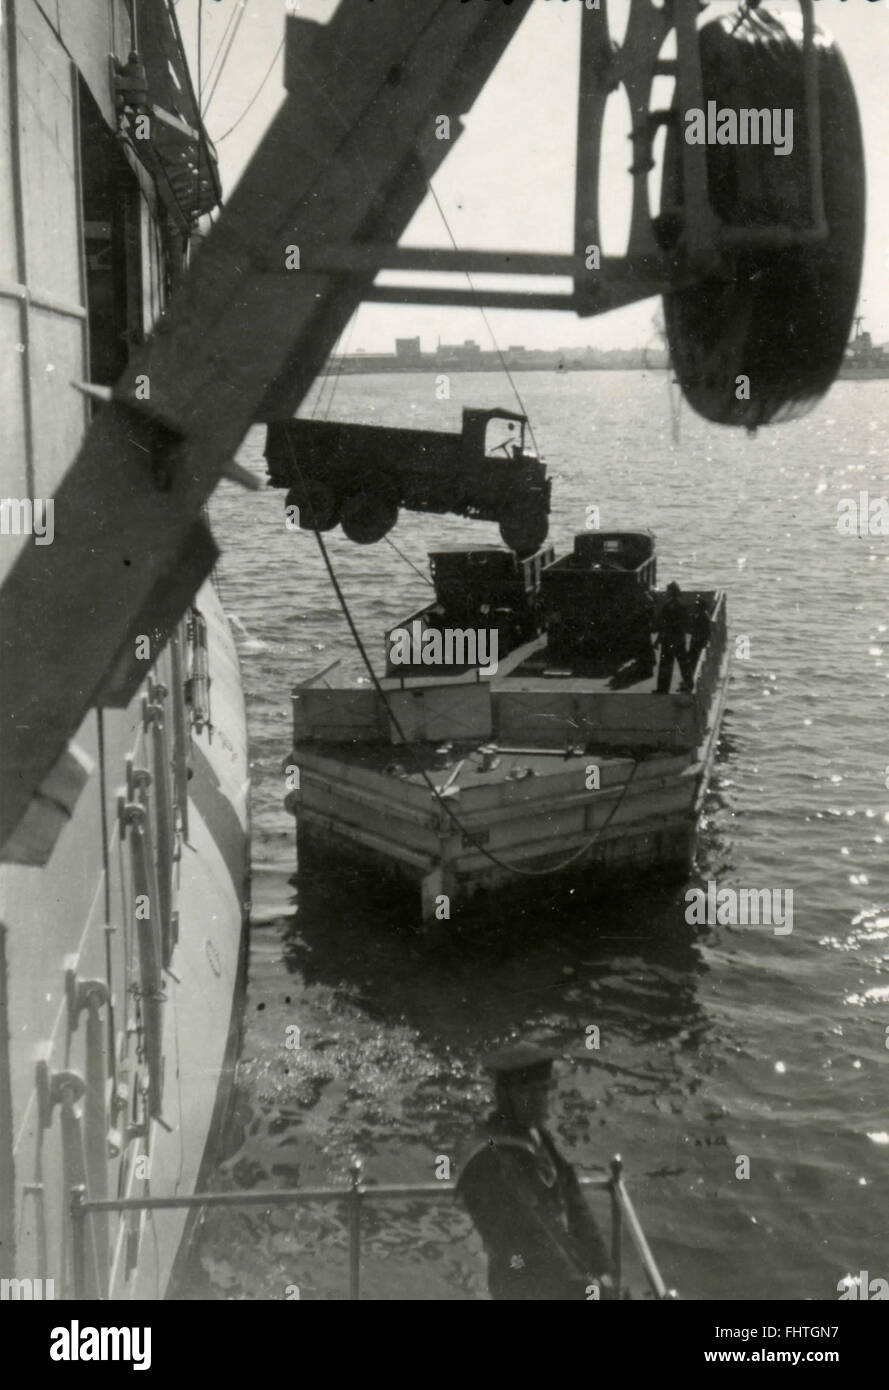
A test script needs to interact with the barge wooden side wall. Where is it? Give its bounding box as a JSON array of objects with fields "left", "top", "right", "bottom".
[{"left": 289, "top": 594, "right": 729, "bottom": 920}]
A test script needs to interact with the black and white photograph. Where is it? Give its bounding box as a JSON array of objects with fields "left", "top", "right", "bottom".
[{"left": 0, "top": 0, "right": 887, "bottom": 1350}]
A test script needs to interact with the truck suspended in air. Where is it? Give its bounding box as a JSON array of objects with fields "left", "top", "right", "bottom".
[{"left": 265, "top": 407, "right": 552, "bottom": 557}]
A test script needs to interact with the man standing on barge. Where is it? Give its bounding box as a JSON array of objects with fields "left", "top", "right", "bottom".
[{"left": 655, "top": 581, "right": 693, "bottom": 693}]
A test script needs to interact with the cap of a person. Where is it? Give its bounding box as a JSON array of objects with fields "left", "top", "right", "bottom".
[
  {"left": 483, "top": 1043, "right": 557, "bottom": 1084},
  {"left": 666, "top": 581, "right": 681, "bottom": 596}
]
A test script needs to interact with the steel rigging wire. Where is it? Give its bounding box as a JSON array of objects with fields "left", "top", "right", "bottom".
[
  {"left": 202, "top": 0, "right": 242, "bottom": 108},
  {"left": 203, "top": 0, "right": 251, "bottom": 119},
  {"left": 425, "top": 179, "right": 543, "bottom": 463},
  {"left": 195, "top": 0, "right": 203, "bottom": 211},
  {"left": 217, "top": 35, "right": 286, "bottom": 142}
]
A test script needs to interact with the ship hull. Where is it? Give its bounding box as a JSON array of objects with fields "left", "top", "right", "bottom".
[
  {"left": 1, "top": 584, "right": 249, "bottom": 1299},
  {"left": 0, "top": 0, "right": 249, "bottom": 1298}
]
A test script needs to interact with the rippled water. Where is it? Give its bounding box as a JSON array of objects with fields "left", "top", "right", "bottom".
[{"left": 180, "top": 370, "right": 889, "bottom": 1301}]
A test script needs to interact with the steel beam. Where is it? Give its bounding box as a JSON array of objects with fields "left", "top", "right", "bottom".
[
  {"left": 0, "top": 0, "right": 535, "bottom": 852},
  {"left": 361, "top": 286, "right": 581, "bottom": 312},
  {"left": 284, "top": 246, "right": 584, "bottom": 276},
  {"left": 574, "top": 0, "right": 614, "bottom": 307}
]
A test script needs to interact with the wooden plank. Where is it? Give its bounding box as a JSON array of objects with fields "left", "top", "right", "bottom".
[
  {"left": 492, "top": 691, "right": 574, "bottom": 747},
  {"left": 297, "top": 806, "right": 435, "bottom": 875},
  {"left": 419, "top": 684, "right": 493, "bottom": 744},
  {"left": 493, "top": 689, "right": 699, "bottom": 750},
  {"left": 295, "top": 748, "right": 433, "bottom": 815},
  {"left": 300, "top": 688, "right": 380, "bottom": 735},
  {"left": 384, "top": 689, "right": 428, "bottom": 745}
]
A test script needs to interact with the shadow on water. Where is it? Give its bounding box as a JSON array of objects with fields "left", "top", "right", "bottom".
[
  {"left": 284, "top": 860, "right": 713, "bottom": 1054},
  {"left": 177, "top": 861, "right": 722, "bottom": 1300}
]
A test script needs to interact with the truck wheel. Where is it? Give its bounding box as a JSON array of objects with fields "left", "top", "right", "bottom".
[
  {"left": 340, "top": 491, "right": 399, "bottom": 545},
  {"left": 499, "top": 501, "right": 548, "bottom": 558},
  {"left": 286, "top": 483, "right": 339, "bottom": 532},
  {"left": 659, "top": 5, "right": 864, "bottom": 427}
]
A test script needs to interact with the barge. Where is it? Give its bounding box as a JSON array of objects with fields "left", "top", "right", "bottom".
[{"left": 287, "top": 532, "right": 729, "bottom": 924}]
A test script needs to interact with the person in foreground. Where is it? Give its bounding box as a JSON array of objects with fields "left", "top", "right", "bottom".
[{"left": 457, "top": 1044, "right": 614, "bottom": 1300}]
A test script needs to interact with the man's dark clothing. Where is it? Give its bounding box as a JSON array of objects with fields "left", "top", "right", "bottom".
[
  {"left": 457, "top": 1120, "right": 611, "bottom": 1300},
  {"left": 688, "top": 601, "right": 712, "bottom": 671},
  {"left": 655, "top": 593, "right": 692, "bottom": 693}
]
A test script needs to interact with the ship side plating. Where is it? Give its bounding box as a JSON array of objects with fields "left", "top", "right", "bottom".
[{"left": 0, "top": 0, "right": 247, "bottom": 1298}]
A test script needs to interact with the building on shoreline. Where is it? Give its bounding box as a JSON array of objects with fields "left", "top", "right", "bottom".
[{"left": 321, "top": 337, "right": 669, "bottom": 374}]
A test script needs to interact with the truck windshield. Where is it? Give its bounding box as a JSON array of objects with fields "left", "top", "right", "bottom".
[{"left": 484, "top": 418, "right": 524, "bottom": 457}]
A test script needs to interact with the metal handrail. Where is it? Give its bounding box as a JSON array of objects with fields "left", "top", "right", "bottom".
[
  {"left": 122, "top": 802, "right": 165, "bottom": 1120},
  {"left": 69, "top": 1154, "right": 675, "bottom": 1301}
]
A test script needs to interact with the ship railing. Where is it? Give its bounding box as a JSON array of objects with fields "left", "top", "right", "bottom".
[
  {"left": 689, "top": 589, "right": 728, "bottom": 740},
  {"left": 70, "top": 1155, "right": 675, "bottom": 1301}
]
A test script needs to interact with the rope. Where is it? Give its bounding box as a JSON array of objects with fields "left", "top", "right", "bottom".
[
  {"left": 426, "top": 180, "right": 543, "bottom": 462},
  {"left": 203, "top": 0, "right": 250, "bottom": 120},
  {"left": 217, "top": 34, "right": 284, "bottom": 142},
  {"left": 203, "top": 0, "right": 241, "bottom": 107},
  {"left": 283, "top": 424, "right": 639, "bottom": 880},
  {"left": 163, "top": 0, "right": 218, "bottom": 226},
  {"left": 195, "top": 0, "right": 203, "bottom": 212},
  {"left": 312, "top": 312, "right": 358, "bottom": 420},
  {"left": 383, "top": 535, "right": 435, "bottom": 588}
]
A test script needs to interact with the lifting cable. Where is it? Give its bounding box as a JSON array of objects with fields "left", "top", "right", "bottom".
[
  {"left": 195, "top": 0, "right": 203, "bottom": 212},
  {"left": 315, "top": 320, "right": 436, "bottom": 590},
  {"left": 383, "top": 535, "right": 435, "bottom": 588},
  {"left": 311, "top": 313, "right": 357, "bottom": 421},
  {"left": 203, "top": 0, "right": 251, "bottom": 121},
  {"left": 217, "top": 34, "right": 284, "bottom": 142},
  {"left": 202, "top": 0, "right": 242, "bottom": 107},
  {"left": 426, "top": 180, "right": 543, "bottom": 462}
]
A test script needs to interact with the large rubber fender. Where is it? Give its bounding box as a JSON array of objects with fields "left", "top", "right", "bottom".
[{"left": 660, "top": 5, "right": 864, "bottom": 427}]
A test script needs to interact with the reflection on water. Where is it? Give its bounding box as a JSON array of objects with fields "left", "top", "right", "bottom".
[{"left": 178, "top": 372, "right": 889, "bottom": 1300}]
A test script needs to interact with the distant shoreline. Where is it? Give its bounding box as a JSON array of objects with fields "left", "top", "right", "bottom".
[{"left": 320, "top": 358, "right": 669, "bottom": 376}]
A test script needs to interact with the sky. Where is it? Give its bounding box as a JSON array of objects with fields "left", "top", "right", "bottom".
[{"left": 183, "top": 0, "right": 889, "bottom": 354}]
